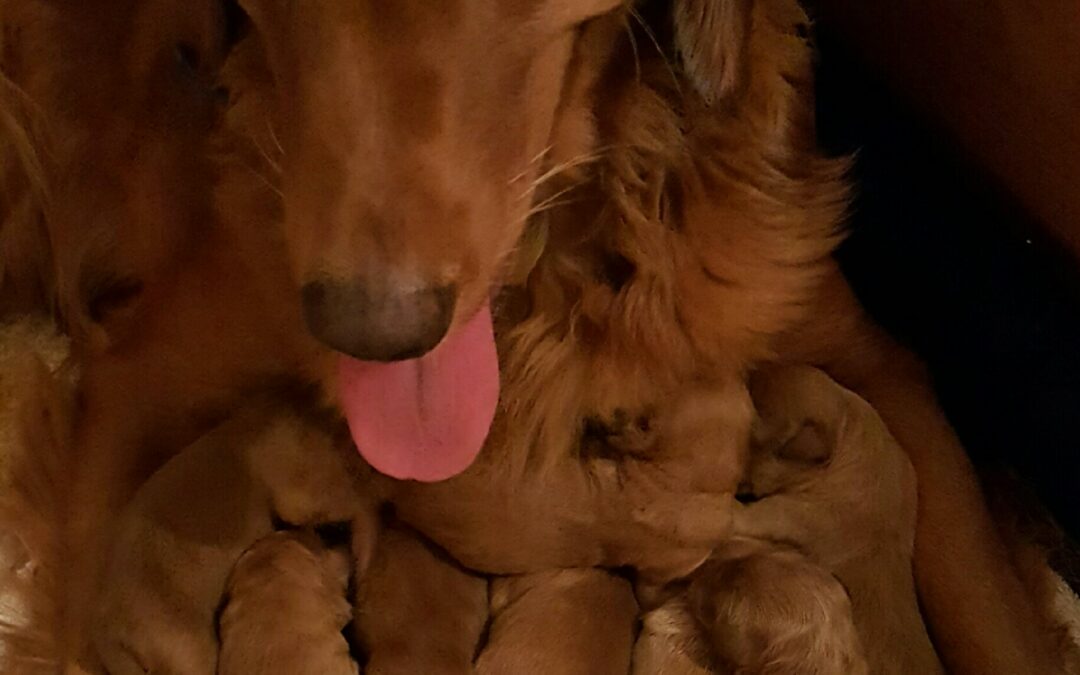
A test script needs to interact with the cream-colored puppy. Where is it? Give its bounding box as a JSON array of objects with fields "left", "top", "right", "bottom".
[
  {"left": 634, "top": 537, "right": 867, "bottom": 675},
  {"left": 734, "top": 366, "right": 944, "bottom": 675}
]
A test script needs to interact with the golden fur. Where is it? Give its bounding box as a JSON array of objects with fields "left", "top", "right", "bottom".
[
  {"left": 0, "top": 0, "right": 1067, "bottom": 673},
  {"left": 353, "top": 525, "right": 488, "bottom": 674},
  {"left": 689, "top": 539, "right": 869, "bottom": 675},
  {"left": 477, "top": 569, "right": 638, "bottom": 675},
  {"left": 218, "top": 530, "right": 358, "bottom": 675},
  {"left": 733, "top": 366, "right": 943, "bottom": 674},
  {"left": 0, "top": 318, "right": 73, "bottom": 674},
  {"left": 89, "top": 397, "right": 368, "bottom": 674}
]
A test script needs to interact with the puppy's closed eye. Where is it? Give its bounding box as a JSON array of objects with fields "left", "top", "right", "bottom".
[{"left": 775, "top": 421, "right": 831, "bottom": 464}]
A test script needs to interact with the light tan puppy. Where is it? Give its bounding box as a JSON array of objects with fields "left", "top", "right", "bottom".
[
  {"left": 91, "top": 397, "right": 370, "bottom": 675},
  {"left": 218, "top": 530, "right": 358, "bottom": 675},
  {"left": 633, "top": 597, "right": 716, "bottom": 675},
  {"left": 690, "top": 538, "right": 868, "bottom": 675},
  {"left": 634, "top": 538, "right": 869, "bottom": 675},
  {"left": 734, "top": 366, "right": 945, "bottom": 675}
]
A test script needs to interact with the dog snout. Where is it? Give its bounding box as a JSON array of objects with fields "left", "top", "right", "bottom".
[{"left": 301, "top": 276, "right": 457, "bottom": 362}]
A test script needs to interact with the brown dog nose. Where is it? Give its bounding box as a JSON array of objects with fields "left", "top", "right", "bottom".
[{"left": 301, "top": 278, "right": 457, "bottom": 361}]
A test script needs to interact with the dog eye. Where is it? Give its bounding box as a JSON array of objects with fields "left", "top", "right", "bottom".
[{"left": 175, "top": 42, "right": 201, "bottom": 73}]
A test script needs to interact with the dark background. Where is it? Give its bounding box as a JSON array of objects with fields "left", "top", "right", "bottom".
[{"left": 812, "top": 29, "right": 1080, "bottom": 574}]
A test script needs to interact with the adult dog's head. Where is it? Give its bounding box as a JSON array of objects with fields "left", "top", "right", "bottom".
[
  {"left": 235, "top": 0, "right": 745, "bottom": 361},
  {"left": 0, "top": 0, "right": 248, "bottom": 344}
]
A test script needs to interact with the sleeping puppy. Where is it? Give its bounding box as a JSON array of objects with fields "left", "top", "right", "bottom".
[
  {"left": 218, "top": 530, "right": 358, "bottom": 675},
  {"left": 633, "top": 597, "right": 716, "bottom": 675},
  {"left": 733, "top": 366, "right": 945, "bottom": 675},
  {"left": 476, "top": 569, "right": 638, "bottom": 675},
  {"left": 353, "top": 524, "right": 488, "bottom": 674},
  {"left": 91, "top": 394, "right": 370, "bottom": 675},
  {"left": 689, "top": 538, "right": 868, "bottom": 675},
  {"left": 634, "top": 538, "right": 869, "bottom": 675}
]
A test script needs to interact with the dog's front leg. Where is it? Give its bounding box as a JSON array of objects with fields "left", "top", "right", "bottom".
[{"left": 392, "top": 453, "right": 732, "bottom": 578}]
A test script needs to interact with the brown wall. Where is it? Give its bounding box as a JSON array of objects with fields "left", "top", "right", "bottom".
[{"left": 810, "top": 1, "right": 1080, "bottom": 260}]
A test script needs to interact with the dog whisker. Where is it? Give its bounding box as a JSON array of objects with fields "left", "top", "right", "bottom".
[
  {"left": 525, "top": 183, "right": 580, "bottom": 220},
  {"left": 517, "top": 148, "right": 608, "bottom": 203},
  {"left": 242, "top": 163, "right": 283, "bottom": 198},
  {"left": 508, "top": 144, "right": 555, "bottom": 187},
  {"left": 266, "top": 120, "right": 285, "bottom": 158},
  {"left": 250, "top": 132, "right": 283, "bottom": 176}
]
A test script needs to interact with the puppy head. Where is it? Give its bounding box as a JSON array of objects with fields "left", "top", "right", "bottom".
[{"left": 743, "top": 366, "right": 850, "bottom": 497}]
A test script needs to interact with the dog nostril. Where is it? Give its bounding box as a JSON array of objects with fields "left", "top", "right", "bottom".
[
  {"left": 301, "top": 278, "right": 457, "bottom": 362},
  {"left": 301, "top": 280, "right": 328, "bottom": 312}
]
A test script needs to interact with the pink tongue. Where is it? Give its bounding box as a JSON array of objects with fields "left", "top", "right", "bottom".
[{"left": 337, "top": 305, "right": 499, "bottom": 482}]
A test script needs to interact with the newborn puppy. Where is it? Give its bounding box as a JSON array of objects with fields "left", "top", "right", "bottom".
[
  {"left": 477, "top": 569, "right": 638, "bottom": 675},
  {"left": 689, "top": 538, "right": 868, "bottom": 675},
  {"left": 354, "top": 524, "right": 488, "bottom": 674},
  {"left": 218, "top": 530, "right": 358, "bottom": 675},
  {"left": 634, "top": 539, "right": 868, "bottom": 675},
  {"left": 596, "top": 378, "right": 753, "bottom": 583},
  {"left": 633, "top": 597, "right": 715, "bottom": 675},
  {"left": 734, "top": 366, "right": 945, "bottom": 675},
  {"left": 92, "top": 396, "right": 370, "bottom": 675}
]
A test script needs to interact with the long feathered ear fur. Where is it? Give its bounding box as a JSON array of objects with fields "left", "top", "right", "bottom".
[
  {"left": 0, "top": 319, "right": 74, "bottom": 673},
  {"left": 672, "top": 0, "right": 751, "bottom": 104}
]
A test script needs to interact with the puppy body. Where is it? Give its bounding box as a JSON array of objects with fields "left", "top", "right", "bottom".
[
  {"left": 687, "top": 538, "right": 869, "bottom": 675},
  {"left": 92, "top": 399, "right": 368, "bottom": 675},
  {"left": 633, "top": 598, "right": 717, "bottom": 675},
  {"left": 634, "top": 546, "right": 868, "bottom": 675},
  {"left": 219, "top": 530, "right": 358, "bottom": 675},
  {"left": 734, "top": 366, "right": 944, "bottom": 675},
  {"left": 354, "top": 525, "right": 488, "bottom": 675},
  {"left": 477, "top": 569, "right": 638, "bottom": 675}
]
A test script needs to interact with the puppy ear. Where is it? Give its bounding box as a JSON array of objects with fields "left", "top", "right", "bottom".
[{"left": 672, "top": 0, "right": 751, "bottom": 104}]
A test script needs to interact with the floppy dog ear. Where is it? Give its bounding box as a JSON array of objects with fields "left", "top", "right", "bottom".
[{"left": 672, "top": 0, "right": 751, "bottom": 105}]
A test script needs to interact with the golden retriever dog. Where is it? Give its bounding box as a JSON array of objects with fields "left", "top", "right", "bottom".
[
  {"left": 218, "top": 530, "right": 358, "bottom": 675},
  {"left": 0, "top": 2, "right": 1063, "bottom": 674},
  {"left": 730, "top": 365, "right": 944, "bottom": 675},
  {"left": 0, "top": 2, "right": 327, "bottom": 663},
  {"left": 91, "top": 395, "right": 369, "bottom": 675},
  {"left": 228, "top": 1, "right": 1059, "bottom": 671}
]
